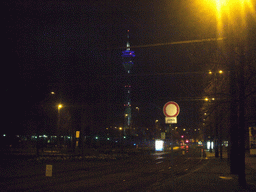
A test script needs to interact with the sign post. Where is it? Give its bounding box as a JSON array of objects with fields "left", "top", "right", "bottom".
[{"left": 163, "top": 101, "right": 180, "bottom": 189}]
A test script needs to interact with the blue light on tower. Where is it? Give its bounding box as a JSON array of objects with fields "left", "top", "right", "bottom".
[{"left": 122, "top": 30, "right": 135, "bottom": 135}]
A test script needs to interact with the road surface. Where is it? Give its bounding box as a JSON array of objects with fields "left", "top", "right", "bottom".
[{"left": 1, "top": 146, "right": 208, "bottom": 191}]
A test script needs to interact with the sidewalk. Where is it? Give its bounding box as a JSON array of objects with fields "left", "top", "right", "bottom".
[{"left": 152, "top": 149, "right": 256, "bottom": 192}]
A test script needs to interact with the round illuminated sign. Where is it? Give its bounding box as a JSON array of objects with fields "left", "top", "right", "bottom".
[{"left": 163, "top": 101, "right": 180, "bottom": 117}]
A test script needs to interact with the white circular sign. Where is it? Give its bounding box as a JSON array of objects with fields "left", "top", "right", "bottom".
[{"left": 163, "top": 101, "right": 180, "bottom": 117}]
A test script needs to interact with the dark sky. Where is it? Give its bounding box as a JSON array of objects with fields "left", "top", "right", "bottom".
[{"left": 3, "top": 0, "right": 222, "bottom": 134}]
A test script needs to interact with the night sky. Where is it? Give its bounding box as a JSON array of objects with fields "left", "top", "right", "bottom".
[{"left": 4, "top": 0, "right": 225, "bottom": 135}]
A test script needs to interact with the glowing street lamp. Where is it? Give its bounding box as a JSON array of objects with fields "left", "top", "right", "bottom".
[{"left": 58, "top": 104, "right": 62, "bottom": 110}]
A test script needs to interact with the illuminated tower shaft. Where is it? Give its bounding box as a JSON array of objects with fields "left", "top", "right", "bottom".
[{"left": 121, "top": 30, "right": 135, "bottom": 135}]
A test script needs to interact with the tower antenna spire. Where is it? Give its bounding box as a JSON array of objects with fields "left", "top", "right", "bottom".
[{"left": 126, "top": 29, "right": 130, "bottom": 50}]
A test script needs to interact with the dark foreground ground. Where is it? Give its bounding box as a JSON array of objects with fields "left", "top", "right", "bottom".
[{"left": 1, "top": 147, "right": 256, "bottom": 191}]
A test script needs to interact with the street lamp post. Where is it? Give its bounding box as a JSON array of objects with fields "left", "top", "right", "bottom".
[
  {"left": 119, "top": 127, "right": 123, "bottom": 150},
  {"left": 196, "top": 0, "right": 252, "bottom": 187},
  {"left": 208, "top": 0, "right": 251, "bottom": 187},
  {"left": 209, "top": 70, "right": 223, "bottom": 158},
  {"left": 57, "top": 104, "right": 62, "bottom": 148}
]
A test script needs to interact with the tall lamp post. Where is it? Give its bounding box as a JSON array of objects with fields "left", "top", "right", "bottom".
[
  {"left": 209, "top": 70, "right": 223, "bottom": 158},
  {"left": 57, "top": 104, "right": 62, "bottom": 148},
  {"left": 200, "top": 0, "right": 252, "bottom": 187}
]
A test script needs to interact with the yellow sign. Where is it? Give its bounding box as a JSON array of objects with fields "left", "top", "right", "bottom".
[
  {"left": 46, "top": 165, "right": 52, "bottom": 177},
  {"left": 161, "top": 132, "right": 166, "bottom": 140}
]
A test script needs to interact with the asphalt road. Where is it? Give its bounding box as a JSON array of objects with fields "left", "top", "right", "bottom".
[{"left": 1, "top": 146, "right": 208, "bottom": 192}]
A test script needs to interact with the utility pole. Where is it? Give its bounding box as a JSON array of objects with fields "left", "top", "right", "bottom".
[
  {"left": 237, "top": 45, "right": 246, "bottom": 187},
  {"left": 214, "top": 72, "right": 219, "bottom": 158},
  {"left": 228, "top": 45, "right": 239, "bottom": 175}
]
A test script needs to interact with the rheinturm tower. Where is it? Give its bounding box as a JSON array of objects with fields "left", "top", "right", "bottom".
[{"left": 121, "top": 30, "right": 135, "bottom": 135}]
